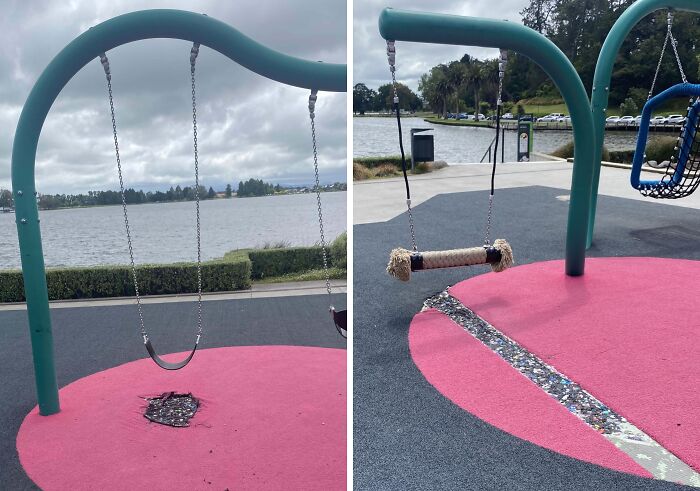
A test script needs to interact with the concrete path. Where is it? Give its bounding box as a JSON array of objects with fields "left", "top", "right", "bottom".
[{"left": 354, "top": 162, "right": 700, "bottom": 224}]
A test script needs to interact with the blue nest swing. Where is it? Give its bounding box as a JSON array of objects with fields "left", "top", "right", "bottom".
[{"left": 631, "top": 83, "right": 700, "bottom": 199}]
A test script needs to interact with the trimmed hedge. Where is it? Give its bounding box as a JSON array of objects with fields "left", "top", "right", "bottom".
[
  {"left": 0, "top": 258, "right": 251, "bottom": 303},
  {"left": 330, "top": 232, "right": 347, "bottom": 269},
  {"left": 247, "top": 234, "right": 347, "bottom": 279},
  {"left": 0, "top": 236, "right": 347, "bottom": 302},
  {"left": 248, "top": 247, "right": 324, "bottom": 279}
]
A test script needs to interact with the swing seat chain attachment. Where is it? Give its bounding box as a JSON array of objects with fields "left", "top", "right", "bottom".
[
  {"left": 100, "top": 43, "right": 204, "bottom": 370},
  {"left": 308, "top": 90, "right": 347, "bottom": 339}
]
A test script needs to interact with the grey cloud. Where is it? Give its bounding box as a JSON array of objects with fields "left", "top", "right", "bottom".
[
  {"left": 1, "top": 0, "right": 347, "bottom": 194},
  {"left": 353, "top": 0, "right": 528, "bottom": 92}
]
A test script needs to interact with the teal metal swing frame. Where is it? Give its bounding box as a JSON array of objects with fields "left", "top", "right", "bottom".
[{"left": 12, "top": 9, "right": 345, "bottom": 416}]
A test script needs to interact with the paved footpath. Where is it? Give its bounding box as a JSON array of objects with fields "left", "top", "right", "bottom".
[{"left": 354, "top": 162, "right": 700, "bottom": 224}]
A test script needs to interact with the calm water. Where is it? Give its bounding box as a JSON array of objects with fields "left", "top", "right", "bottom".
[
  {"left": 353, "top": 117, "right": 640, "bottom": 162},
  {"left": 0, "top": 192, "right": 346, "bottom": 270}
]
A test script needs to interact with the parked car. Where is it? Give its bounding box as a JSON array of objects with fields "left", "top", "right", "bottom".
[
  {"left": 650, "top": 115, "right": 667, "bottom": 125},
  {"left": 605, "top": 116, "right": 621, "bottom": 124},
  {"left": 619, "top": 115, "right": 636, "bottom": 125},
  {"left": 467, "top": 113, "right": 486, "bottom": 121},
  {"left": 634, "top": 115, "right": 643, "bottom": 125},
  {"left": 666, "top": 114, "right": 686, "bottom": 124},
  {"left": 537, "top": 113, "right": 564, "bottom": 122},
  {"left": 554, "top": 114, "right": 569, "bottom": 122},
  {"left": 456, "top": 112, "right": 468, "bottom": 120},
  {"left": 502, "top": 112, "right": 514, "bottom": 119}
]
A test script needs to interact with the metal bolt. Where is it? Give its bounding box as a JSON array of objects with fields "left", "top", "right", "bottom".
[
  {"left": 17, "top": 190, "right": 23, "bottom": 196},
  {"left": 20, "top": 218, "right": 27, "bottom": 224}
]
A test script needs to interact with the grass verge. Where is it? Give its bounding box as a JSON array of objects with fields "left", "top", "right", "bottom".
[{"left": 353, "top": 157, "right": 447, "bottom": 181}]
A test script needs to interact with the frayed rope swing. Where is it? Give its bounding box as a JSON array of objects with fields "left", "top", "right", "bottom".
[
  {"left": 387, "top": 239, "right": 514, "bottom": 282},
  {"left": 384, "top": 43, "right": 514, "bottom": 282}
]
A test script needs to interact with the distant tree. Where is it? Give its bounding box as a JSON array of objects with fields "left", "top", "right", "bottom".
[
  {"left": 225, "top": 184, "right": 232, "bottom": 198},
  {"left": 373, "top": 82, "right": 421, "bottom": 112},
  {"left": 446, "top": 61, "right": 467, "bottom": 113},
  {"left": 237, "top": 178, "right": 276, "bottom": 197},
  {"left": 208, "top": 186, "right": 216, "bottom": 199},
  {"left": 418, "top": 66, "right": 450, "bottom": 117},
  {"left": 0, "top": 189, "right": 13, "bottom": 209},
  {"left": 374, "top": 84, "right": 392, "bottom": 112},
  {"left": 619, "top": 97, "right": 639, "bottom": 116},
  {"left": 353, "top": 83, "right": 377, "bottom": 114},
  {"left": 466, "top": 62, "right": 485, "bottom": 120}
]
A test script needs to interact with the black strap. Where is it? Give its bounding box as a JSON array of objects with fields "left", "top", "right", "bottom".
[
  {"left": 144, "top": 339, "right": 198, "bottom": 370},
  {"left": 394, "top": 100, "right": 411, "bottom": 200},
  {"left": 491, "top": 104, "right": 502, "bottom": 195},
  {"left": 331, "top": 308, "right": 347, "bottom": 339}
]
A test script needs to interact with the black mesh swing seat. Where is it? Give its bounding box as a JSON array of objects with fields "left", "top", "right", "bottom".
[{"left": 631, "top": 83, "right": 700, "bottom": 199}]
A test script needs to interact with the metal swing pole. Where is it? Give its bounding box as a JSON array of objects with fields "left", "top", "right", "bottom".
[
  {"left": 588, "top": 0, "right": 700, "bottom": 247},
  {"left": 12, "top": 9, "right": 346, "bottom": 416},
  {"left": 379, "top": 8, "right": 595, "bottom": 276}
]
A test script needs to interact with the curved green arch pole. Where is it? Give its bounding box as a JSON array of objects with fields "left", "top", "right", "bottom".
[
  {"left": 588, "top": 0, "right": 700, "bottom": 246},
  {"left": 379, "top": 8, "right": 595, "bottom": 276},
  {"left": 12, "top": 9, "right": 346, "bottom": 416}
]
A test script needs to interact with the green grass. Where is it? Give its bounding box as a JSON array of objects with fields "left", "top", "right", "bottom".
[
  {"left": 518, "top": 99, "right": 690, "bottom": 118},
  {"left": 254, "top": 267, "right": 346, "bottom": 284},
  {"left": 353, "top": 158, "right": 448, "bottom": 181},
  {"left": 423, "top": 117, "right": 491, "bottom": 127}
]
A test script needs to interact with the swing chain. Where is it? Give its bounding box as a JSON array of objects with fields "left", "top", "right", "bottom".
[
  {"left": 497, "top": 49, "right": 507, "bottom": 107},
  {"left": 649, "top": 11, "right": 686, "bottom": 100},
  {"left": 100, "top": 52, "right": 147, "bottom": 342},
  {"left": 387, "top": 40, "right": 418, "bottom": 251},
  {"left": 485, "top": 50, "right": 507, "bottom": 246},
  {"left": 308, "top": 90, "right": 334, "bottom": 304},
  {"left": 190, "top": 42, "right": 203, "bottom": 343},
  {"left": 100, "top": 44, "right": 204, "bottom": 346}
]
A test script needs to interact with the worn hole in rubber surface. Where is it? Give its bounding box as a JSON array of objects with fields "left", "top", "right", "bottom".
[{"left": 143, "top": 392, "right": 199, "bottom": 427}]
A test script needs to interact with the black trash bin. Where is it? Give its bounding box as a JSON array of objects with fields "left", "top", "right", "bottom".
[{"left": 410, "top": 128, "right": 434, "bottom": 170}]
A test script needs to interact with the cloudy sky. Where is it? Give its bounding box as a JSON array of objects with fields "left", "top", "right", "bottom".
[
  {"left": 354, "top": 0, "right": 528, "bottom": 92},
  {"left": 0, "top": 0, "right": 346, "bottom": 194}
]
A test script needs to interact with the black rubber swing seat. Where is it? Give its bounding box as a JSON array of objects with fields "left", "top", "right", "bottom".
[
  {"left": 145, "top": 339, "right": 198, "bottom": 370},
  {"left": 332, "top": 308, "right": 347, "bottom": 337}
]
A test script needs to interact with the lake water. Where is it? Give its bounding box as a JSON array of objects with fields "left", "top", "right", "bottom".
[
  {"left": 353, "top": 117, "right": 640, "bottom": 162},
  {"left": 0, "top": 192, "right": 346, "bottom": 270}
]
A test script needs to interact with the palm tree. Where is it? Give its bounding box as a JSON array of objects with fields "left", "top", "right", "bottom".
[
  {"left": 466, "top": 61, "right": 484, "bottom": 120},
  {"left": 446, "top": 61, "right": 467, "bottom": 114},
  {"left": 419, "top": 66, "right": 450, "bottom": 118}
]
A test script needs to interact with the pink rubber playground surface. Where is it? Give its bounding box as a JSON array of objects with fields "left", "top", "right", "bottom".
[
  {"left": 17, "top": 345, "right": 346, "bottom": 490},
  {"left": 409, "top": 257, "right": 699, "bottom": 476}
]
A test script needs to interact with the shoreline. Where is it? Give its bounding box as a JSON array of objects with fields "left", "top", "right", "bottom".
[{"left": 23, "top": 188, "right": 347, "bottom": 213}]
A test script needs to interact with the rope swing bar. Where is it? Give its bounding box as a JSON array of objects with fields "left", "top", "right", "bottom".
[
  {"left": 387, "top": 239, "right": 514, "bottom": 282},
  {"left": 384, "top": 41, "right": 514, "bottom": 281}
]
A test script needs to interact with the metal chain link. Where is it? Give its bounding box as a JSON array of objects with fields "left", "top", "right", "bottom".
[
  {"left": 484, "top": 194, "right": 494, "bottom": 246},
  {"left": 387, "top": 40, "right": 418, "bottom": 251},
  {"left": 100, "top": 46, "right": 203, "bottom": 346},
  {"left": 190, "top": 43, "right": 204, "bottom": 343},
  {"left": 308, "top": 90, "right": 333, "bottom": 305},
  {"left": 485, "top": 50, "right": 507, "bottom": 245},
  {"left": 649, "top": 12, "right": 687, "bottom": 100},
  {"left": 669, "top": 29, "right": 687, "bottom": 84}
]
